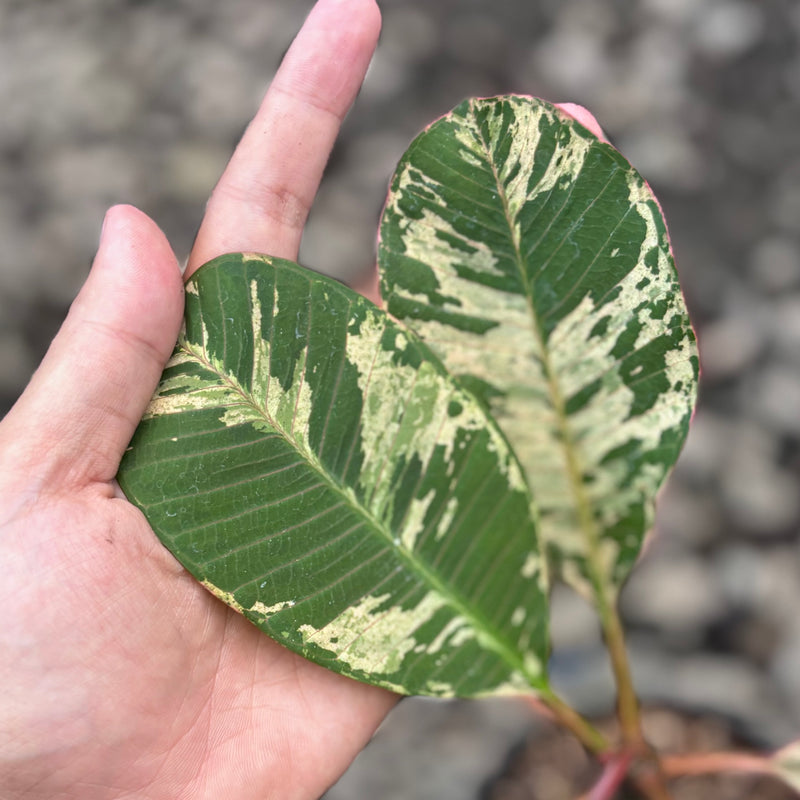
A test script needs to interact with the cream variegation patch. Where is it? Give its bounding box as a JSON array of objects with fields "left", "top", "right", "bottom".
[
  {"left": 299, "top": 591, "right": 447, "bottom": 676},
  {"left": 383, "top": 96, "right": 697, "bottom": 593}
]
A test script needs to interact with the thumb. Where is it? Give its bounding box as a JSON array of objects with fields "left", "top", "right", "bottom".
[{"left": 2, "top": 205, "right": 184, "bottom": 489}]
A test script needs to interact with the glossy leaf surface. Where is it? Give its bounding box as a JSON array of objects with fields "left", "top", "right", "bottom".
[
  {"left": 379, "top": 95, "right": 698, "bottom": 595},
  {"left": 118, "top": 254, "right": 549, "bottom": 698}
]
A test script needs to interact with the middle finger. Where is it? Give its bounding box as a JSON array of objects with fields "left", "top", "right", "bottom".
[{"left": 186, "top": 0, "right": 382, "bottom": 279}]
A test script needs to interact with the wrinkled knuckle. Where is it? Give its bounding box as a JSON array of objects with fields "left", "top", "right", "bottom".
[
  {"left": 257, "top": 185, "right": 309, "bottom": 231},
  {"left": 216, "top": 181, "right": 309, "bottom": 232}
]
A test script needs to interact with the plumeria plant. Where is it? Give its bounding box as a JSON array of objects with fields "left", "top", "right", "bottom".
[{"left": 117, "top": 94, "right": 799, "bottom": 799}]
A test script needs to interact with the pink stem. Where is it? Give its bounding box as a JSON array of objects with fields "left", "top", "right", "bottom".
[
  {"left": 586, "top": 753, "right": 634, "bottom": 800},
  {"left": 661, "top": 751, "right": 773, "bottom": 778}
]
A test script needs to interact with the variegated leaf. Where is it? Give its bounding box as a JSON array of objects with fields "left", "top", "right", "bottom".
[
  {"left": 379, "top": 95, "right": 698, "bottom": 596},
  {"left": 118, "top": 253, "right": 549, "bottom": 698}
]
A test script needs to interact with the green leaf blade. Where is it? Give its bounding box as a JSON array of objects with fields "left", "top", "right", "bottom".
[
  {"left": 379, "top": 95, "right": 698, "bottom": 594},
  {"left": 119, "top": 253, "right": 549, "bottom": 698}
]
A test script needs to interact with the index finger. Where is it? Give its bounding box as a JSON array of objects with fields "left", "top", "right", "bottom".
[{"left": 186, "top": 0, "right": 381, "bottom": 278}]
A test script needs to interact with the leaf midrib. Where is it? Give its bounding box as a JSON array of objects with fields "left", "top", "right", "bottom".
[
  {"left": 470, "top": 100, "right": 607, "bottom": 598},
  {"left": 180, "top": 315, "right": 543, "bottom": 689}
]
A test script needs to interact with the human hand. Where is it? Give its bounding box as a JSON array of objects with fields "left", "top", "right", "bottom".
[
  {"left": 0, "top": 0, "right": 611, "bottom": 795},
  {"left": 0, "top": 2, "right": 394, "bottom": 799}
]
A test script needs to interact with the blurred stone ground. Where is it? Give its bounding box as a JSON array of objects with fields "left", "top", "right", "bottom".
[{"left": 2, "top": 0, "right": 800, "bottom": 797}]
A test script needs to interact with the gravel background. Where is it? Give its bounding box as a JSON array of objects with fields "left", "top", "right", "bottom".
[{"left": 2, "top": 0, "right": 800, "bottom": 797}]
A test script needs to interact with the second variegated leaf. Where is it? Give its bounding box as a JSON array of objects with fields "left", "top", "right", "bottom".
[{"left": 379, "top": 96, "right": 698, "bottom": 597}]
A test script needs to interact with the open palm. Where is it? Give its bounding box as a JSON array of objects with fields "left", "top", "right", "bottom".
[{"left": 0, "top": 2, "right": 395, "bottom": 799}]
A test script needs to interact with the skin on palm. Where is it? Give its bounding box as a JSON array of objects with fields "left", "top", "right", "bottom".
[
  {"left": 2, "top": 491, "right": 389, "bottom": 798},
  {"left": 0, "top": 0, "right": 607, "bottom": 796}
]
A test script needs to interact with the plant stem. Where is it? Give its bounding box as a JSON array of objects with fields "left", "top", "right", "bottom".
[
  {"left": 536, "top": 688, "right": 609, "bottom": 755},
  {"left": 531, "top": 687, "right": 680, "bottom": 800},
  {"left": 596, "top": 591, "right": 642, "bottom": 748},
  {"left": 586, "top": 753, "right": 634, "bottom": 800},
  {"left": 661, "top": 751, "right": 774, "bottom": 778},
  {"left": 591, "top": 585, "right": 673, "bottom": 800}
]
